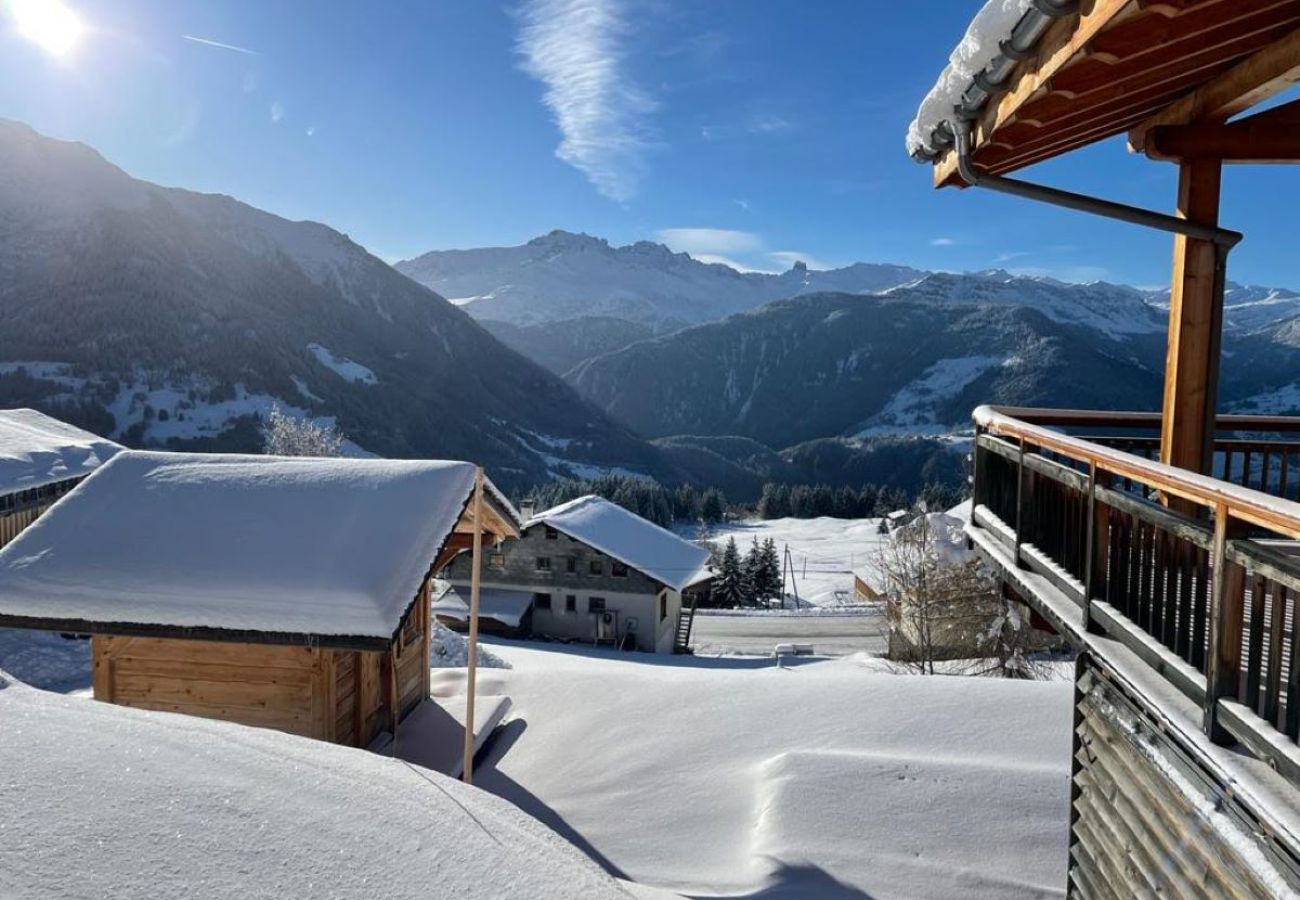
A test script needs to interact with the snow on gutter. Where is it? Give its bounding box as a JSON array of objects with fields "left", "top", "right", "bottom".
[{"left": 906, "top": 0, "right": 1077, "bottom": 160}]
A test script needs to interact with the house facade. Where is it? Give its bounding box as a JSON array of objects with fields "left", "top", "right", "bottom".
[{"left": 440, "top": 495, "right": 711, "bottom": 653}]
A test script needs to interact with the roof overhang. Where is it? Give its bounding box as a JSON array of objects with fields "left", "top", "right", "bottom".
[{"left": 923, "top": 0, "right": 1300, "bottom": 186}]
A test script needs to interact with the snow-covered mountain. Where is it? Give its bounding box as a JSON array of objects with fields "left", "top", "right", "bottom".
[
  {"left": 0, "top": 119, "right": 675, "bottom": 488},
  {"left": 566, "top": 272, "right": 1300, "bottom": 450},
  {"left": 395, "top": 231, "right": 926, "bottom": 331},
  {"left": 1142, "top": 282, "right": 1300, "bottom": 335}
]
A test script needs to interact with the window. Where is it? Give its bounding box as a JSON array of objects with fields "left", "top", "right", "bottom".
[
  {"left": 588, "top": 597, "right": 606, "bottom": 613},
  {"left": 545, "top": 526, "right": 558, "bottom": 540},
  {"left": 534, "top": 592, "right": 552, "bottom": 611},
  {"left": 659, "top": 595, "right": 668, "bottom": 621},
  {"left": 565, "top": 594, "right": 577, "bottom": 613},
  {"left": 589, "top": 559, "right": 603, "bottom": 576},
  {"left": 566, "top": 557, "right": 577, "bottom": 574},
  {"left": 536, "top": 556, "right": 552, "bottom": 572},
  {"left": 489, "top": 552, "right": 505, "bottom": 571},
  {"left": 611, "top": 561, "right": 628, "bottom": 578}
]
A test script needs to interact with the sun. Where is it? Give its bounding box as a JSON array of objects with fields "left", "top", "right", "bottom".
[{"left": 9, "top": 0, "right": 85, "bottom": 58}]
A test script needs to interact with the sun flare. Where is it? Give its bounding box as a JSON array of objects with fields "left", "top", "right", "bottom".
[{"left": 9, "top": 0, "right": 84, "bottom": 58}]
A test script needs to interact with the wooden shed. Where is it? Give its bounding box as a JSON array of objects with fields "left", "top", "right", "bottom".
[
  {"left": 0, "top": 451, "right": 518, "bottom": 748},
  {"left": 0, "top": 408, "right": 121, "bottom": 549}
]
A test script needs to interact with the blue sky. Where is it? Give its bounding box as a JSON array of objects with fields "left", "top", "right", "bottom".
[{"left": 1, "top": 0, "right": 1294, "bottom": 288}]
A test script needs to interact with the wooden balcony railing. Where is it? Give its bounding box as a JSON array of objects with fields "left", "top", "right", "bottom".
[{"left": 971, "top": 406, "right": 1300, "bottom": 786}]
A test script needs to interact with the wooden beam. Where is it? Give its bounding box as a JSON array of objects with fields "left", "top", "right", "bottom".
[
  {"left": 1146, "top": 99, "right": 1300, "bottom": 161},
  {"left": 1160, "top": 157, "right": 1225, "bottom": 482},
  {"left": 461, "top": 467, "right": 485, "bottom": 786},
  {"left": 1130, "top": 26, "right": 1300, "bottom": 150}
]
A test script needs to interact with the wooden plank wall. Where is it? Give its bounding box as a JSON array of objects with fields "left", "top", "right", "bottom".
[
  {"left": 92, "top": 577, "right": 434, "bottom": 748},
  {"left": 92, "top": 636, "right": 331, "bottom": 740},
  {"left": 0, "top": 504, "right": 47, "bottom": 549},
  {"left": 1071, "top": 658, "right": 1300, "bottom": 898}
]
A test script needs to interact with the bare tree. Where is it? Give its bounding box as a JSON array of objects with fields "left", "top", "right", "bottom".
[
  {"left": 875, "top": 512, "right": 1049, "bottom": 677},
  {"left": 261, "top": 405, "right": 346, "bottom": 457}
]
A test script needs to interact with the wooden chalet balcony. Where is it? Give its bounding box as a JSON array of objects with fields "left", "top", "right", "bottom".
[{"left": 970, "top": 405, "right": 1300, "bottom": 785}]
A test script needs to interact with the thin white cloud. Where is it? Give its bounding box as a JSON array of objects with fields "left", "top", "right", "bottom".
[
  {"left": 748, "top": 113, "right": 793, "bottom": 135},
  {"left": 930, "top": 237, "right": 957, "bottom": 247},
  {"left": 693, "top": 254, "right": 772, "bottom": 273},
  {"left": 656, "top": 228, "right": 764, "bottom": 256},
  {"left": 768, "top": 250, "right": 831, "bottom": 271},
  {"left": 994, "top": 251, "right": 1030, "bottom": 264},
  {"left": 305, "top": 125, "right": 316, "bottom": 137},
  {"left": 516, "top": 0, "right": 654, "bottom": 203},
  {"left": 183, "top": 34, "right": 260, "bottom": 56},
  {"left": 270, "top": 102, "right": 284, "bottom": 123},
  {"left": 734, "top": 199, "right": 750, "bottom": 212}
]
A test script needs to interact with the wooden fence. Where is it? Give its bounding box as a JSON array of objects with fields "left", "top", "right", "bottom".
[{"left": 972, "top": 406, "right": 1300, "bottom": 785}]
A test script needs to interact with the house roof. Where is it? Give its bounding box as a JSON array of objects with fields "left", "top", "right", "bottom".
[
  {"left": 432, "top": 583, "right": 534, "bottom": 628},
  {"left": 0, "top": 408, "right": 122, "bottom": 494},
  {"left": 909, "top": 1, "right": 1300, "bottom": 183},
  {"left": 526, "top": 495, "right": 711, "bottom": 593},
  {"left": 0, "top": 451, "right": 513, "bottom": 647}
]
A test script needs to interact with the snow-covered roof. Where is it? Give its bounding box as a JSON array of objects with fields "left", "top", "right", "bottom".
[
  {"left": 433, "top": 584, "right": 534, "bottom": 628},
  {"left": 906, "top": 0, "right": 1042, "bottom": 158},
  {"left": 0, "top": 408, "right": 122, "bottom": 494},
  {"left": 526, "top": 495, "right": 711, "bottom": 593},
  {"left": 0, "top": 451, "right": 508, "bottom": 643},
  {"left": 0, "top": 674, "right": 626, "bottom": 899}
]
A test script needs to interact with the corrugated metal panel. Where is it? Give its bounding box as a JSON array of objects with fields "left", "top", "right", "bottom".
[{"left": 1072, "top": 656, "right": 1300, "bottom": 897}]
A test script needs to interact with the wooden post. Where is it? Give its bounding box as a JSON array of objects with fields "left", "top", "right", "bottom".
[
  {"left": 1160, "top": 158, "right": 1224, "bottom": 486},
  {"left": 1083, "top": 466, "right": 1110, "bottom": 635},
  {"left": 1205, "top": 503, "right": 1247, "bottom": 744},
  {"left": 461, "top": 467, "right": 485, "bottom": 785}
]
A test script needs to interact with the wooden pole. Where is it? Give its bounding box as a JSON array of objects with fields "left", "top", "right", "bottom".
[
  {"left": 461, "top": 467, "right": 485, "bottom": 785},
  {"left": 1160, "top": 158, "right": 1224, "bottom": 486}
]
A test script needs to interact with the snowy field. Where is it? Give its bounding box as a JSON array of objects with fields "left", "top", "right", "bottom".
[
  {"left": 698, "top": 515, "right": 890, "bottom": 607},
  {"left": 445, "top": 640, "right": 1074, "bottom": 899},
  {"left": 0, "top": 669, "right": 627, "bottom": 900}
]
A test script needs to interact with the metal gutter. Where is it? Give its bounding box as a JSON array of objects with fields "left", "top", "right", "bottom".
[
  {"left": 950, "top": 120, "right": 1243, "bottom": 248},
  {"left": 913, "top": 0, "right": 1079, "bottom": 162}
]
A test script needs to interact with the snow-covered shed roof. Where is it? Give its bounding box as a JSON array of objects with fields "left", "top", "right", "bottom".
[
  {"left": 0, "top": 408, "right": 122, "bottom": 494},
  {"left": 0, "top": 451, "right": 516, "bottom": 647},
  {"left": 526, "top": 495, "right": 711, "bottom": 593},
  {"left": 0, "top": 674, "right": 627, "bottom": 899},
  {"left": 432, "top": 583, "right": 534, "bottom": 628}
]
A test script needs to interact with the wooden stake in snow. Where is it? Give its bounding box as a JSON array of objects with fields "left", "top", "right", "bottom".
[{"left": 462, "top": 467, "right": 485, "bottom": 785}]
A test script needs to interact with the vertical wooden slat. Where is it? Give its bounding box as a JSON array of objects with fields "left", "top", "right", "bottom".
[
  {"left": 1176, "top": 540, "right": 1194, "bottom": 662},
  {"left": 1266, "top": 578, "right": 1286, "bottom": 727},
  {"left": 1193, "top": 545, "right": 1210, "bottom": 672},
  {"left": 1246, "top": 573, "right": 1266, "bottom": 712},
  {"left": 1287, "top": 588, "right": 1300, "bottom": 740}
]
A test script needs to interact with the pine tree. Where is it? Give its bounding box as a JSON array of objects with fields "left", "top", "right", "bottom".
[
  {"left": 742, "top": 538, "right": 763, "bottom": 606},
  {"left": 760, "top": 538, "right": 783, "bottom": 603},
  {"left": 716, "top": 538, "right": 745, "bottom": 607},
  {"left": 700, "top": 488, "right": 726, "bottom": 524}
]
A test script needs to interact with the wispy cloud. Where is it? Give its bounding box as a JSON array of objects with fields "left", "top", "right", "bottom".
[
  {"left": 656, "top": 229, "right": 830, "bottom": 273},
  {"left": 657, "top": 228, "right": 764, "bottom": 256},
  {"left": 747, "top": 113, "right": 793, "bottom": 135},
  {"left": 183, "top": 34, "right": 260, "bottom": 56},
  {"left": 516, "top": 0, "right": 655, "bottom": 203},
  {"left": 270, "top": 102, "right": 284, "bottom": 124},
  {"left": 994, "top": 251, "right": 1030, "bottom": 264},
  {"left": 929, "top": 237, "right": 957, "bottom": 247},
  {"left": 733, "top": 199, "right": 750, "bottom": 212}
]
